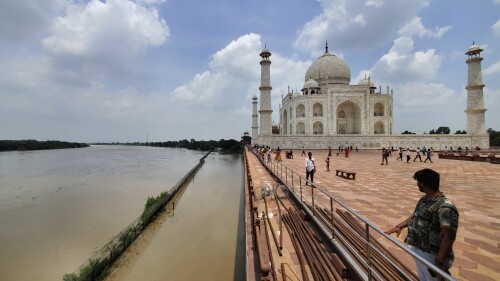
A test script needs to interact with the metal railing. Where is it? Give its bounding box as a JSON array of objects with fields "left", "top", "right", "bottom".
[{"left": 250, "top": 146, "right": 455, "bottom": 281}]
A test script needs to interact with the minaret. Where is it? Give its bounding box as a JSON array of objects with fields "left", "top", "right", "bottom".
[
  {"left": 259, "top": 46, "right": 273, "bottom": 135},
  {"left": 251, "top": 95, "right": 259, "bottom": 140},
  {"left": 465, "top": 42, "right": 487, "bottom": 135}
]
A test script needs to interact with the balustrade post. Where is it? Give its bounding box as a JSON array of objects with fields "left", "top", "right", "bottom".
[
  {"left": 366, "top": 223, "right": 372, "bottom": 280},
  {"left": 285, "top": 166, "right": 288, "bottom": 185},
  {"left": 311, "top": 184, "right": 315, "bottom": 211},
  {"left": 300, "top": 181, "right": 303, "bottom": 202},
  {"left": 330, "top": 198, "right": 335, "bottom": 239}
]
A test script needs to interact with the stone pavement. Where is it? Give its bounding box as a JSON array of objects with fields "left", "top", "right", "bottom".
[{"left": 275, "top": 149, "right": 500, "bottom": 281}]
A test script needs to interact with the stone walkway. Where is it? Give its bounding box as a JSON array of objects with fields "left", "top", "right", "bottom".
[{"left": 272, "top": 149, "right": 500, "bottom": 281}]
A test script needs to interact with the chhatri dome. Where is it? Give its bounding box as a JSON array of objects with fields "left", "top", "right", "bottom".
[
  {"left": 304, "top": 42, "right": 351, "bottom": 85},
  {"left": 466, "top": 41, "right": 483, "bottom": 56},
  {"left": 358, "top": 75, "right": 375, "bottom": 87}
]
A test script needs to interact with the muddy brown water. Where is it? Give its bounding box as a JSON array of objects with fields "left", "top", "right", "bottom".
[{"left": 0, "top": 145, "right": 244, "bottom": 281}]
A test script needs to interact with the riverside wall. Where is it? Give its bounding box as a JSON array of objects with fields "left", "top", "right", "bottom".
[{"left": 255, "top": 134, "right": 489, "bottom": 150}]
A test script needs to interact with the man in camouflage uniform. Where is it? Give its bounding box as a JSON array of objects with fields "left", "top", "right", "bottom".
[{"left": 385, "top": 169, "right": 459, "bottom": 280}]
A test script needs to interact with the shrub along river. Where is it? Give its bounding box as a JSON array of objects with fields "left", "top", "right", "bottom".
[{"left": 0, "top": 145, "right": 245, "bottom": 281}]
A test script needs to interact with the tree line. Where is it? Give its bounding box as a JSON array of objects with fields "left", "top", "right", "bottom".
[
  {"left": 0, "top": 140, "right": 90, "bottom": 151},
  {"left": 401, "top": 127, "right": 500, "bottom": 146},
  {"left": 148, "top": 138, "right": 242, "bottom": 153},
  {"left": 487, "top": 128, "right": 500, "bottom": 146},
  {"left": 94, "top": 138, "right": 243, "bottom": 153}
]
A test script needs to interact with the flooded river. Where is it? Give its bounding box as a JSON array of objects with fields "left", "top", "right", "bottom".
[{"left": 0, "top": 146, "right": 244, "bottom": 281}]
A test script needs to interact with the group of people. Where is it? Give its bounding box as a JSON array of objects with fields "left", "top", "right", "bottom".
[
  {"left": 253, "top": 145, "right": 458, "bottom": 280},
  {"left": 388, "top": 146, "right": 435, "bottom": 165},
  {"left": 255, "top": 145, "right": 283, "bottom": 163}
]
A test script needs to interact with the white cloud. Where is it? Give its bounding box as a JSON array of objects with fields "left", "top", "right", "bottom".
[
  {"left": 492, "top": 19, "right": 500, "bottom": 37},
  {"left": 42, "top": 0, "right": 169, "bottom": 66},
  {"left": 398, "top": 17, "right": 451, "bottom": 39},
  {"left": 362, "top": 39, "right": 456, "bottom": 117},
  {"left": 172, "top": 33, "right": 261, "bottom": 105},
  {"left": 397, "top": 82, "right": 456, "bottom": 109},
  {"left": 0, "top": 30, "right": 311, "bottom": 141},
  {"left": 135, "top": 0, "right": 166, "bottom": 5},
  {"left": 484, "top": 60, "right": 500, "bottom": 76},
  {"left": 0, "top": 0, "right": 67, "bottom": 41},
  {"left": 349, "top": 35, "right": 469, "bottom": 133},
  {"left": 171, "top": 33, "right": 311, "bottom": 133},
  {"left": 366, "top": 0, "right": 384, "bottom": 8},
  {"left": 294, "top": 0, "right": 429, "bottom": 56},
  {"left": 371, "top": 37, "right": 442, "bottom": 83}
]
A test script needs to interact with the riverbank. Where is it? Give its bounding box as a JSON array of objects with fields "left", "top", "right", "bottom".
[{"left": 0, "top": 139, "right": 89, "bottom": 151}]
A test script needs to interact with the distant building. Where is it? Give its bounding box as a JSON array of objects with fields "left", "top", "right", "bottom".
[
  {"left": 240, "top": 131, "right": 251, "bottom": 145},
  {"left": 252, "top": 42, "right": 489, "bottom": 149}
]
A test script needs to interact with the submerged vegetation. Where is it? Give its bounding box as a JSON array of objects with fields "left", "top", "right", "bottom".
[
  {"left": 0, "top": 140, "right": 89, "bottom": 151},
  {"left": 63, "top": 152, "right": 209, "bottom": 281}
]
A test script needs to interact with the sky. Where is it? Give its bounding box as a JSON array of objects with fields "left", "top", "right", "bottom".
[{"left": 0, "top": 0, "right": 499, "bottom": 142}]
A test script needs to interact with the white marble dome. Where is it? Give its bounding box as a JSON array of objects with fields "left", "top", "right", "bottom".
[
  {"left": 305, "top": 51, "right": 351, "bottom": 85},
  {"left": 302, "top": 78, "right": 319, "bottom": 89},
  {"left": 466, "top": 44, "right": 482, "bottom": 55},
  {"left": 358, "top": 77, "right": 374, "bottom": 87}
]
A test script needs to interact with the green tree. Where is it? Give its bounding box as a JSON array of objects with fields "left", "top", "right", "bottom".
[
  {"left": 435, "top": 126, "right": 450, "bottom": 134},
  {"left": 487, "top": 128, "right": 500, "bottom": 146}
]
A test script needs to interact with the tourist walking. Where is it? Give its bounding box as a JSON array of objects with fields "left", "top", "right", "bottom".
[
  {"left": 325, "top": 157, "right": 330, "bottom": 172},
  {"left": 424, "top": 148, "right": 433, "bottom": 163},
  {"left": 414, "top": 147, "right": 422, "bottom": 162},
  {"left": 381, "top": 148, "right": 389, "bottom": 165},
  {"left": 344, "top": 146, "right": 349, "bottom": 158},
  {"left": 406, "top": 148, "right": 411, "bottom": 163},
  {"left": 275, "top": 147, "right": 282, "bottom": 162},
  {"left": 397, "top": 147, "right": 403, "bottom": 161},
  {"left": 385, "top": 169, "right": 458, "bottom": 281},
  {"left": 301, "top": 146, "right": 306, "bottom": 156},
  {"left": 305, "top": 152, "right": 315, "bottom": 185},
  {"left": 328, "top": 146, "right": 332, "bottom": 157}
]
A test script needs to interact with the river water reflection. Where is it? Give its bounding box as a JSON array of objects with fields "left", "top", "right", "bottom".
[{"left": 0, "top": 146, "right": 244, "bottom": 281}]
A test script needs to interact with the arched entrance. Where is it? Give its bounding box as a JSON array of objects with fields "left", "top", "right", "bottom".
[
  {"left": 296, "top": 104, "right": 305, "bottom": 118},
  {"left": 336, "top": 101, "right": 361, "bottom": 134},
  {"left": 374, "top": 121, "right": 385, "bottom": 134},
  {"left": 313, "top": 121, "right": 323, "bottom": 134},
  {"left": 313, "top": 103, "right": 323, "bottom": 117},
  {"left": 296, "top": 122, "right": 305, "bottom": 134},
  {"left": 374, "top": 102, "right": 384, "bottom": 116}
]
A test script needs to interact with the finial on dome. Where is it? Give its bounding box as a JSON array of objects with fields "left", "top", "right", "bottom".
[
  {"left": 472, "top": 41, "right": 475, "bottom": 45},
  {"left": 325, "top": 41, "right": 329, "bottom": 53}
]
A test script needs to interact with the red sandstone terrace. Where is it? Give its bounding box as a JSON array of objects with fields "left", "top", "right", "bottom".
[{"left": 245, "top": 148, "right": 500, "bottom": 281}]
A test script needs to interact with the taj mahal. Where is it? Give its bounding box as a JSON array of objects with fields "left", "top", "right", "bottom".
[{"left": 251, "top": 42, "right": 489, "bottom": 150}]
